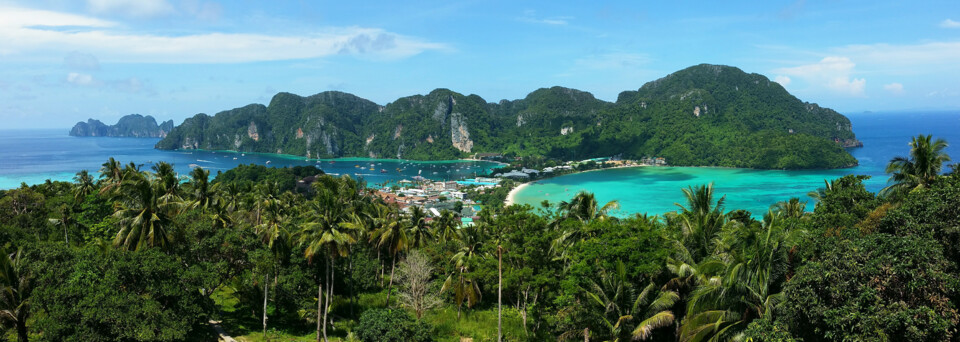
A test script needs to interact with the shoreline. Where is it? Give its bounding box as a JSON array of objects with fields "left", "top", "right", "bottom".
[{"left": 504, "top": 164, "right": 649, "bottom": 206}]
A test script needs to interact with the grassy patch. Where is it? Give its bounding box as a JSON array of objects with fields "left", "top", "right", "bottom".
[{"left": 214, "top": 287, "right": 527, "bottom": 342}]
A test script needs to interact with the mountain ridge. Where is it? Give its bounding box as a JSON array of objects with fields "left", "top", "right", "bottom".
[
  {"left": 70, "top": 114, "right": 174, "bottom": 138},
  {"left": 154, "top": 64, "right": 860, "bottom": 169}
]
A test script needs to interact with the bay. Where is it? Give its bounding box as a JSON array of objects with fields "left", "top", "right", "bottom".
[
  {"left": 0, "top": 130, "right": 502, "bottom": 189},
  {"left": 511, "top": 111, "right": 960, "bottom": 216}
]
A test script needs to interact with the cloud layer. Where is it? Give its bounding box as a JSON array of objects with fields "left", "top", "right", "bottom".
[
  {"left": 775, "top": 57, "right": 866, "bottom": 96},
  {"left": 0, "top": 6, "right": 447, "bottom": 63}
]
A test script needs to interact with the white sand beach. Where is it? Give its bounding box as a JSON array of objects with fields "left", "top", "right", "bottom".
[{"left": 504, "top": 181, "right": 531, "bottom": 206}]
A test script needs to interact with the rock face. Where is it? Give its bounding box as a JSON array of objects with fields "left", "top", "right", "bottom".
[
  {"left": 154, "top": 64, "right": 861, "bottom": 169},
  {"left": 70, "top": 114, "right": 174, "bottom": 138}
]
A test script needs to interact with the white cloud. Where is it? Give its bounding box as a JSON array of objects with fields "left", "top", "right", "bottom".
[
  {"left": 883, "top": 82, "right": 904, "bottom": 95},
  {"left": 940, "top": 19, "right": 960, "bottom": 28},
  {"left": 774, "top": 75, "right": 791, "bottom": 86},
  {"left": 87, "top": 0, "right": 175, "bottom": 18},
  {"left": 0, "top": 6, "right": 447, "bottom": 63},
  {"left": 67, "top": 72, "right": 94, "bottom": 86},
  {"left": 774, "top": 56, "right": 866, "bottom": 96},
  {"left": 0, "top": 7, "right": 115, "bottom": 28}
]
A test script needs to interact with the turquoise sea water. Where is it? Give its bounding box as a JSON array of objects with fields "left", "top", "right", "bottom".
[
  {"left": 0, "top": 131, "right": 501, "bottom": 189},
  {"left": 512, "top": 111, "right": 960, "bottom": 216}
]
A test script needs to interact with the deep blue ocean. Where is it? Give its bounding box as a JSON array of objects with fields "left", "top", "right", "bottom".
[
  {"left": 0, "top": 132, "right": 501, "bottom": 189},
  {"left": 2, "top": 111, "right": 958, "bottom": 216}
]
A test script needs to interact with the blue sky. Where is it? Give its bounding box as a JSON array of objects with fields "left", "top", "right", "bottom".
[{"left": 2, "top": 0, "right": 960, "bottom": 129}]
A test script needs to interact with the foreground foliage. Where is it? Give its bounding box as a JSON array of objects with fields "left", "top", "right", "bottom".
[{"left": 0, "top": 135, "right": 954, "bottom": 341}]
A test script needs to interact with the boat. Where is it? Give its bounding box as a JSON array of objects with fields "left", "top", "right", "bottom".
[
  {"left": 266, "top": 161, "right": 271, "bottom": 164},
  {"left": 233, "top": 157, "right": 237, "bottom": 160},
  {"left": 381, "top": 169, "right": 387, "bottom": 173},
  {"left": 355, "top": 165, "right": 360, "bottom": 168}
]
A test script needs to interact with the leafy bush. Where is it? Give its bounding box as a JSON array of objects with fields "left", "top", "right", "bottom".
[{"left": 354, "top": 309, "right": 434, "bottom": 342}]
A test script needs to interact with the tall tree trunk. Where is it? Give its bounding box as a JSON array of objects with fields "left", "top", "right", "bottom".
[
  {"left": 324, "top": 256, "right": 336, "bottom": 341},
  {"left": 16, "top": 321, "right": 26, "bottom": 342},
  {"left": 377, "top": 248, "right": 384, "bottom": 287},
  {"left": 498, "top": 247, "right": 503, "bottom": 342},
  {"left": 322, "top": 260, "right": 330, "bottom": 342},
  {"left": 385, "top": 255, "right": 396, "bottom": 307},
  {"left": 262, "top": 273, "right": 269, "bottom": 337},
  {"left": 584, "top": 327, "right": 589, "bottom": 342},
  {"left": 316, "top": 275, "right": 324, "bottom": 342}
]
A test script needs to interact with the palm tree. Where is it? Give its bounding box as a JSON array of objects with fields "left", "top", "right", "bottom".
[
  {"left": 299, "top": 175, "right": 364, "bottom": 342},
  {"left": 406, "top": 206, "right": 433, "bottom": 249},
  {"left": 557, "top": 191, "right": 620, "bottom": 223},
  {"left": 73, "top": 170, "right": 96, "bottom": 202},
  {"left": 882, "top": 134, "right": 951, "bottom": 198},
  {"left": 255, "top": 197, "right": 290, "bottom": 336},
  {"left": 98, "top": 157, "right": 124, "bottom": 195},
  {"left": 48, "top": 204, "right": 76, "bottom": 244},
  {"left": 550, "top": 191, "right": 620, "bottom": 261},
  {"left": 113, "top": 170, "right": 178, "bottom": 251},
  {"left": 442, "top": 223, "right": 485, "bottom": 319},
  {"left": 771, "top": 197, "right": 807, "bottom": 219},
  {"left": 434, "top": 209, "right": 459, "bottom": 242},
  {"left": 563, "top": 260, "right": 678, "bottom": 342},
  {"left": 0, "top": 249, "right": 31, "bottom": 342},
  {"left": 370, "top": 207, "right": 408, "bottom": 307},
  {"left": 300, "top": 193, "right": 360, "bottom": 342},
  {"left": 151, "top": 162, "right": 180, "bottom": 199},
  {"left": 678, "top": 212, "right": 804, "bottom": 342},
  {"left": 806, "top": 179, "right": 835, "bottom": 202},
  {"left": 672, "top": 183, "right": 727, "bottom": 262},
  {"left": 186, "top": 167, "right": 218, "bottom": 211}
]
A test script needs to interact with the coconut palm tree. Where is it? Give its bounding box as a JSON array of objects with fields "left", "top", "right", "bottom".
[
  {"left": 570, "top": 260, "right": 678, "bottom": 342},
  {"left": 186, "top": 166, "right": 218, "bottom": 211},
  {"left": 771, "top": 197, "right": 807, "bottom": 219},
  {"left": 882, "top": 134, "right": 951, "bottom": 198},
  {"left": 113, "top": 170, "right": 178, "bottom": 251},
  {"left": 678, "top": 212, "right": 804, "bottom": 342},
  {"left": 442, "top": 223, "right": 485, "bottom": 319},
  {"left": 151, "top": 162, "right": 180, "bottom": 200},
  {"left": 98, "top": 157, "right": 124, "bottom": 195},
  {"left": 73, "top": 170, "right": 96, "bottom": 202},
  {"left": 557, "top": 191, "right": 620, "bottom": 223},
  {"left": 0, "top": 249, "right": 30, "bottom": 342},
  {"left": 370, "top": 206, "right": 408, "bottom": 307},
  {"left": 300, "top": 184, "right": 361, "bottom": 342},
  {"left": 434, "top": 209, "right": 459, "bottom": 242},
  {"left": 550, "top": 192, "right": 620, "bottom": 261},
  {"left": 806, "top": 179, "right": 835, "bottom": 202},
  {"left": 406, "top": 206, "right": 432, "bottom": 249},
  {"left": 672, "top": 183, "right": 727, "bottom": 262}
]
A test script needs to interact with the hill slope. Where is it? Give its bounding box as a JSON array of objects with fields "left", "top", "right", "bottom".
[
  {"left": 155, "top": 64, "right": 860, "bottom": 169},
  {"left": 70, "top": 114, "right": 174, "bottom": 138}
]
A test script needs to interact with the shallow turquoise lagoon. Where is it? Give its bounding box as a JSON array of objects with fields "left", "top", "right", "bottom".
[{"left": 512, "top": 112, "right": 960, "bottom": 216}]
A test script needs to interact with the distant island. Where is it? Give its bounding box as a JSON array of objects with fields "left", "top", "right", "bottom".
[
  {"left": 70, "top": 114, "right": 174, "bottom": 138},
  {"left": 155, "top": 64, "right": 861, "bottom": 169}
]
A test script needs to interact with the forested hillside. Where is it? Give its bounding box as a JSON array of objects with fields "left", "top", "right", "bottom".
[{"left": 156, "top": 64, "right": 860, "bottom": 169}]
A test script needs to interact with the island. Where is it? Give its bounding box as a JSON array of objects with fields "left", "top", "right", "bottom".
[
  {"left": 156, "top": 64, "right": 862, "bottom": 169},
  {"left": 70, "top": 114, "right": 175, "bottom": 138}
]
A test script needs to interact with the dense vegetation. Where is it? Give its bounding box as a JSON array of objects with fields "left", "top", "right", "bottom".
[
  {"left": 70, "top": 114, "right": 175, "bottom": 138},
  {"left": 156, "top": 64, "right": 859, "bottom": 169},
  {"left": 0, "top": 135, "right": 950, "bottom": 341}
]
